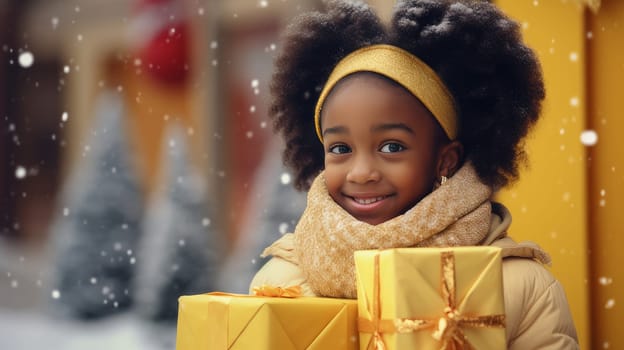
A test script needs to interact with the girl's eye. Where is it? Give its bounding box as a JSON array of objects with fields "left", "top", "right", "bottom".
[
  {"left": 380, "top": 142, "right": 405, "bottom": 153},
  {"left": 329, "top": 144, "right": 351, "bottom": 154}
]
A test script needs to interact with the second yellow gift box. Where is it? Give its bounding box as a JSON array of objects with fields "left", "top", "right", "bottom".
[
  {"left": 176, "top": 292, "right": 359, "bottom": 350},
  {"left": 354, "top": 247, "right": 506, "bottom": 349}
]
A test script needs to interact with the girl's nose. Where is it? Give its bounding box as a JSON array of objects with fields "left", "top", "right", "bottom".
[{"left": 346, "top": 155, "right": 380, "bottom": 184}]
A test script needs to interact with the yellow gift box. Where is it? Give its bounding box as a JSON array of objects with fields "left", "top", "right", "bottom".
[
  {"left": 354, "top": 247, "right": 506, "bottom": 350},
  {"left": 176, "top": 292, "right": 359, "bottom": 350}
]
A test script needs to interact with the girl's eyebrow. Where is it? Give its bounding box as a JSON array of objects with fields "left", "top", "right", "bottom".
[
  {"left": 372, "top": 122, "right": 414, "bottom": 134},
  {"left": 322, "top": 125, "right": 348, "bottom": 137}
]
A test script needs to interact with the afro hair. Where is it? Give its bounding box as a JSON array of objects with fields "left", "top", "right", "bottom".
[{"left": 269, "top": 0, "right": 544, "bottom": 190}]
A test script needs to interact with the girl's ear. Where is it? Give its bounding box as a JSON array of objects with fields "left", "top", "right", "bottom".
[{"left": 437, "top": 140, "right": 464, "bottom": 178}]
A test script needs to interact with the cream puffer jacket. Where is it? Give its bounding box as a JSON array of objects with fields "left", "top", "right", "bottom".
[{"left": 250, "top": 204, "right": 579, "bottom": 349}]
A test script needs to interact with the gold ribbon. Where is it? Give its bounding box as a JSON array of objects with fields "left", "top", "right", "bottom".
[
  {"left": 358, "top": 254, "right": 396, "bottom": 350},
  {"left": 252, "top": 285, "right": 303, "bottom": 298},
  {"left": 358, "top": 251, "right": 506, "bottom": 350}
]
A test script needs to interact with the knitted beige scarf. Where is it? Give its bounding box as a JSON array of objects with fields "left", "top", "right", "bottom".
[{"left": 291, "top": 163, "right": 493, "bottom": 298}]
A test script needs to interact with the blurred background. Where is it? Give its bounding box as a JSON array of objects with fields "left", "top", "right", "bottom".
[{"left": 0, "top": 0, "right": 621, "bottom": 349}]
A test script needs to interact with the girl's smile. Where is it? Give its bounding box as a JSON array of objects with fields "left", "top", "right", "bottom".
[
  {"left": 343, "top": 193, "right": 394, "bottom": 221},
  {"left": 349, "top": 194, "right": 391, "bottom": 205}
]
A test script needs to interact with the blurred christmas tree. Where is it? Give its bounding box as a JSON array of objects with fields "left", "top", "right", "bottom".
[
  {"left": 134, "top": 122, "right": 222, "bottom": 322},
  {"left": 49, "top": 90, "right": 144, "bottom": 319},
  {"left": 218, "top": 145, "right": 306, "bottom": 294}
]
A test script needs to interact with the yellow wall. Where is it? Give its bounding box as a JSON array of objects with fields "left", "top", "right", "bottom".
[
  {"left": 495, "top": 1, "right": 589, "bottom": 348},
  {"left": 587, "top": 1, "right": 624, "bottom": 349}
]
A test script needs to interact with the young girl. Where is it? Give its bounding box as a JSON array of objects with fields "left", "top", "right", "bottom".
[{"left": 250, "top": 1, "right": 579, "bottom": 348}]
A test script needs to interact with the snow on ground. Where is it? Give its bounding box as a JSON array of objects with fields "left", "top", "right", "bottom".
[
  {"left": 0, "top": 240, "right": 176, "bottom": 350},
  {"left": 0, "top": 310, "right": 176, "bottom": 350}
]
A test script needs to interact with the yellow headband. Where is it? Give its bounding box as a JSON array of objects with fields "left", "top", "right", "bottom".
[{"left": 314, "top": 44, "right": 458, "bottom": 141}]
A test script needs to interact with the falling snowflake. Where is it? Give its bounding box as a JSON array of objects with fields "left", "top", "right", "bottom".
[
  {"left": 280, "top": 172, "right": 291, "bottom": 185},
  {"left": 562, "top": 192, "right": 571, "bottom": 202},
  {"left": 598, "top": 276, "right": 612, "bottom": 286},
  {"left": 202, "top": 218, "right": 211, "bottom": 227},
  {"left": 604, "top": 299, "right": 615, "bottom": 309},
  {"left": 15, "top": 166, "right": 27, "bottom": 179},
  {"left": 18, "top": 51, "right": 34, "bottom": 68},
  {"left": 51, "top": 290, "right": 61, "bottom": 299},
  {"left": 580, "top": 130, "right": 598, "bottom": 146}
]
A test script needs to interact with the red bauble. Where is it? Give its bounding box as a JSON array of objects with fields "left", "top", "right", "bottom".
[{"left": 137, "top": 21, "right": 190, "bottom": 86}]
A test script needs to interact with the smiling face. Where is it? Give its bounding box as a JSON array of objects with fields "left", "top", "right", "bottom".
[{"left": 321, "top": 72, "right": 450, "bottom": 225}]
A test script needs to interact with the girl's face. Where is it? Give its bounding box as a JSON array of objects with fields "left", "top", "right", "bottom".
[{"left": 321, "top": 73, "right": 449, "bottom": 225}]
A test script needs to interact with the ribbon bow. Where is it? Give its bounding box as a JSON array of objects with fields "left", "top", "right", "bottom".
[
  {"left": 252, "top": 285, "right": 303, "bottom": 298},
  {"left": 359, "top": 251, "right": 506, "bottom": 350}
]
